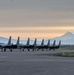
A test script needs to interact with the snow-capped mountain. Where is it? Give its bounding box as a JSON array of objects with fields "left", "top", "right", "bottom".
[{"left": 51, "top": 32, "right": 74, "bottom": 45}]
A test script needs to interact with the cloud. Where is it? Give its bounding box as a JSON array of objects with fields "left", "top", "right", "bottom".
[
  {"left": 0, "top": 0, "right": 74, "bottom": 27},
  {"left": 0, "top": 9, "right": 74, "bottom": 27}
]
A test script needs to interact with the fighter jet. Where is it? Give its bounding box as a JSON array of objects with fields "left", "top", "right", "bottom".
[
  {"left": 22, "top": 38, "right": 37, "bottom": 51},
  {"left": 0, "top": 36, "right": 22, "bottom": 52},
  {"left": 36, "top": 39, "right": 45, "bottom": 51},
  {"left": 49, "top": 40, "right": 61, "bottom": 51},
  {"left": 0, "top": 36, "right": 13, "bottom": 52},
  {"left": 36, "top": 39, "right": 61, "bottom": 51},
  {"left": 0, "top": 36, "right": 61, "bottom": 52},
  {"left": 11, "top": 37, "right": 23, "bottom": 51},
  {"left": 39, "top": 39, "right": 50, "bottom": 51}
]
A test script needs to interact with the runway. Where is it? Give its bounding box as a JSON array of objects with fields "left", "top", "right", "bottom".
[{"left": 0, "top": 49, "right": 74, "bottom": 75}]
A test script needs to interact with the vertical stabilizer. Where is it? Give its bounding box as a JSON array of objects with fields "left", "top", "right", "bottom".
[
  {"left": 34, "top": 38, "right": 37, "bottom": 46},
  {"left": 58, "top": 40, "right": 61, "bottom": 46},
  {"left": 47, "top": 39, "right": 50, "bottom": 47},
  {"left": 26, "top": 38, "right": 30, "bottom": 46},
  {"left": 8, "top": 36, "right": 11, "bottom": 45},
  {"left": 53, "top": 40, "right": 56, "bottom": 46},
  {"left": 41, "top": 39, "right": 44, "bottom": 46},
  {"left": 16, "top": 37, "right": 20, "bottom": 46}
]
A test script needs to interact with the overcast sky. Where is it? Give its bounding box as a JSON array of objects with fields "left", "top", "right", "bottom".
[{"left": 0, "top": 0, "right": 74, "bottom": 39}]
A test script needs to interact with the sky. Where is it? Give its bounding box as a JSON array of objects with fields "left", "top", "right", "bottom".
[{"left": 0, "top": 0, "right": 74, "bottom": 39}]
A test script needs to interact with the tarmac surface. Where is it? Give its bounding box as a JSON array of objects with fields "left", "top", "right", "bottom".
[{"left": 0, "top": 49, "right": 74, "bottom": 75}]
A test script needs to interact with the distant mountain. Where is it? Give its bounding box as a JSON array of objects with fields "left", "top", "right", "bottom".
[
  {"left": 51, "top": 32, "right": 74, "bottom": 45},
  {"left": 0, "top": 32, "right": 74, "bottom": 45},
  {"left": 0, "top": 37, "right": 9, "bottom": 44},
  {"left": 0, "top": 36, "right": 16, "bottom": 44}
]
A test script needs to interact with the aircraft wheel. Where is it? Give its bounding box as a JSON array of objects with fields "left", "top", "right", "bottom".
[
  {"left": 4, "top": 48, "right": 6, "bottom": 52},
  {"left": 42, "top": 49, "right": 44, "bottom": 51},
  {"left": 28, "top": 49, "right": 30, "bottom": 51},
  {"left": 23, "top": 49, "right": 24, "bottom": 51},
  {"left": 32, "top": 49, "right": 34, "bottom": 51},
  {"left": 10, "top": 49, "right": 12, "bottom": 52},
  {"left": 53, "top": 49, "right": 55, "bottom": 51}
]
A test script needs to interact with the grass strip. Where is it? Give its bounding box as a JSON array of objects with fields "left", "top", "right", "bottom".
[{"left": 54, "top": 52, "right": 74, "bottom": 57}]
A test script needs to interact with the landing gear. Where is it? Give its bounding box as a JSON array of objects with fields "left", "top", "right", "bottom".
[
  {"left": 42, "top": 49, "right": 44, "bottom": 51},
  {"left": 32, "top": 48, "right": 34, "bottom": 51},
  {"left": 9, "top": 48, "right": 12, "bottom": 52},
  {"left": 4, "top": 48, "right": 6, "bottom": 52},
  {"left": 10, "top": 49, "right": 12, "bottom": 52},
  {"left": 28, "top": 49, "right": 30, "bottom": 51},
  {"left": 53, "top": 49, "right": 55, "bottom": 51}
]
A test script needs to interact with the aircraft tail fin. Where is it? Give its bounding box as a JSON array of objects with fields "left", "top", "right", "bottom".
[
  {"left": 26, "top": 38, "right": 30, "bottom": 46},
  {"left": 34, "top": 38, "right": 37, "bottom": 46},
  {"left": 16, "top": 37, "right": 20, "bottom": 46},
  {"left": 53, "top": 40, "right": 56, "bottom": 46},
  {"left": 58, "top": 40, "right": 61, "bottom": 46},
  {"left": 8, "top": 36, "right": 11, "bottom": 45},
  {"left": 41, "top": 39, "right": 44, "bottom": 46},
  {"left": 47, "top": 39, "right": 50, "bottom": 47}
]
